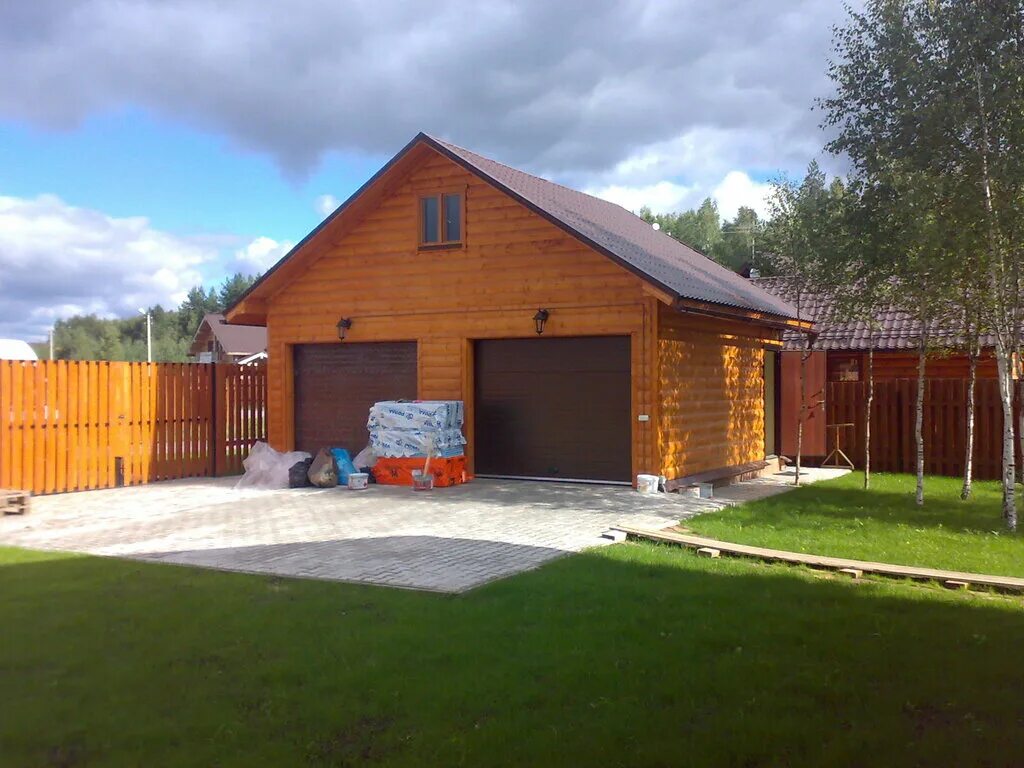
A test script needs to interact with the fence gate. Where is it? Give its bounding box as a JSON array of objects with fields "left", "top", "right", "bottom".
[{"left": 0, "top": 360, "right": 267, "bottom": 495}]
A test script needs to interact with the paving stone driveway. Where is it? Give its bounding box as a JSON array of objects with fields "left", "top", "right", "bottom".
[{"left": 0, "top": 478, "right": 732, "bottom": 592}]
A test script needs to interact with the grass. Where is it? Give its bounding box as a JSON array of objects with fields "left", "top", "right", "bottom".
[
  {"left": 687, "top": 472, "right": 1024, "bottom": 578},
  {"left": 2, "top": 543, "right": 1024, "bottom": 767}
]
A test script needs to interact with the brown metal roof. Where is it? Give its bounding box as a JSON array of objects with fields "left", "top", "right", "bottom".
[
  {"left": 752, "top": 276, "right": 991, "bottom": 351},
  {"left": 426, "top": 135, "right": 800, "bottom": 320},
  {"left": 192, "top": 313, "right": 267, "bottom": 356},
  {"left": 226, "top": 134, "right": 803, "bottom": 325}
]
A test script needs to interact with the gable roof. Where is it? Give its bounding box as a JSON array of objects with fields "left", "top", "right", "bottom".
[
  {"left": 225, "top": 133, "right": 801, "bottom": 325},
  {"left": 752, "top": 276, "right": 994, "bottom": 351},
  {"left": 190, "top": 313, "right": 267, "bottom": 356}
]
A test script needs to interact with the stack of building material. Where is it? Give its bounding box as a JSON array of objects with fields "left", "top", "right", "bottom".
[{"left": 368, "top": 401, "right": 469, "bottom": 487}]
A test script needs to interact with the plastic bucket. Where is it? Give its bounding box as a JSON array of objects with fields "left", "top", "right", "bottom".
[
  {"left": 411, "top": 470, "right": 434, "bottom": 491},
  {"left": 636, "top": 474, "right": 659, "bottom": 494}
]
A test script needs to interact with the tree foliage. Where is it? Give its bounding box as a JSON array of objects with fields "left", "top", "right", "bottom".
[
  {"left": 46, "top": 272, "right": 260, "bottom": 362},
  {"left": 823, "top": 0, "right": 1024, "bottom": 526},
  {"left": 639, "top": 199, "right": 764, "bottom": 270}
]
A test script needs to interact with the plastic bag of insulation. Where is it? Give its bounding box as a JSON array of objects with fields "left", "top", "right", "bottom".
[
  {"left": 235, "top": 441, "right": 312, "bottom": 490},
  {"left": 352, "top": 445, "right": 378, "bottom": 470}
]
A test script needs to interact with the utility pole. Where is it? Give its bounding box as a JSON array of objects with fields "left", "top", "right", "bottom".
[
  {"left": 49, "top": 327, "right": 54, "bottom": 360},
  {"left": 138, "top": 308, "right": 152, "bottom": 362}
]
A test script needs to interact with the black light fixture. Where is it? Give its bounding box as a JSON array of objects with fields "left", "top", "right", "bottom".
[
  {"left": 336, "top": 317, "right": 353, "bottom": 341},
  {"left": 533, "top": 308, "right": 549, "bottom": 335}
]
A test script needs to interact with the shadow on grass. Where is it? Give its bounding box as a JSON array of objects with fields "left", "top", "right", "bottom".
[{"left": 2, "top": 543, "right": 1023, "bottom": 767}]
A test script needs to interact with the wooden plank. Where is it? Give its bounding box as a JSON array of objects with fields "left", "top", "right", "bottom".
[
  {"left": 616, "top": 526, "right": 1024, "bottom": 593},
  {"left": 13, "top": 363, "right": 26, "bottom": 491},
  {"left": 0, "top": 362, "right": 12, "bottom": 490},
  {"left": 214, "top": 364, "right": 227, "bottom": 475},
  {"left": 55, "top": 361, "right": 68, "bottom": 492},
  {"left": 32, "top": 362, "right": 45, "bottom": 493},
  {"left": 98, "top": 362, "right": 111, "bottom": 488},
  {"left": 43, "top": 360, "right": 57, "bottom": 492}
]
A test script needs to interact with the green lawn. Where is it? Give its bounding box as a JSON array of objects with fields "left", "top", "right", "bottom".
[
  {"left": 2, "top": 543, "right": 1024, "bottom": 767},
  {"left": 687, "top": 473, "right": 1024, "bottom": 577}
]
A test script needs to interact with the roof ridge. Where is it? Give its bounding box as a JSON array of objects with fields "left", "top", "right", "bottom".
[{"left": 425, "top": 133, "right": 630, "bottom": 212}]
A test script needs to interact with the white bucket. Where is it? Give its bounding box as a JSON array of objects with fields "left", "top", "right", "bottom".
[
  {"left": 636, "top": 474, "right": 659, "bottom": 494},
  {"left": 348, "top": 473, "right": 369, "bottom": 490}
]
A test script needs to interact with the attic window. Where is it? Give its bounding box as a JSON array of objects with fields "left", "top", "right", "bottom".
[{"left": 419, "top": 192, "right": 463, "bottom": 247}]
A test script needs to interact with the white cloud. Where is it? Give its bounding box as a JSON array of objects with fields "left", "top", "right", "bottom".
[
  {"left": 588, "top": 169, "right": 773, "bottom": 222},
  {"left": 0, "top": 194, "right": 285, "bottom": 341},
  {"left": 315, "top": 194, "right": 340, "bottom": 217},
  {"left": 233, "top": 235, "right": 294, "bottom": 273},
  {"left": 712, "top": 171, "right": 773, "bottom": 221},
  {"left": 587, "top": 181, "right": 695, "bottom": 215}
]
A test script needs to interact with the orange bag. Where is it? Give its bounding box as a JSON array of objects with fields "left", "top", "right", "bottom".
[{"left": 371, "top": 456, "right": 470, "bottom": 487}]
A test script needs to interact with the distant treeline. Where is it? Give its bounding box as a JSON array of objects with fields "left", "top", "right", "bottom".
[
  {"left": 639, "top": 199, "right": 763, "bottom": 271},
  {"left": 32, "top": 273, "right": 259, "bottom": 362}
]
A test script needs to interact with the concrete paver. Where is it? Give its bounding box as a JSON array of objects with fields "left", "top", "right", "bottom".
[{"left": 0, "top": 468, "right": 845, "bottom": 593}]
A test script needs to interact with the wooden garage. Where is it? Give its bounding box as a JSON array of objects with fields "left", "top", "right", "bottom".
[{"left": 226, "top": 133, "right": 810, "bottom": 486}]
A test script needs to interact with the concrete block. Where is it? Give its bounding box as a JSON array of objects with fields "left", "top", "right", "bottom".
[
  {"left": 697, "top": 483, "right": 715, "bottom": 499},
  {"left": 944, "top": 579, "right": 970, "bottom": 591},
  {"left": 696, "top": 547, "right": 720, "bottom": 558},
  {"left": 837, "top": 567, "right": 862, "bottom": 579},
  {"left": 600, "top": 529, "right": 627, "bottom": 543}
]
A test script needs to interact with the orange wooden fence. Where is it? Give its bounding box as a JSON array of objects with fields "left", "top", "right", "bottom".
[
  {"left": 0, "top": 360, "right": 267, "bottom": 495},
  {"left": 827, "top": 378, "right": 1022, "bottom": 480}
]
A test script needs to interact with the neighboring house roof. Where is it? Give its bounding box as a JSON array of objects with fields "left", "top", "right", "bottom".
[
  {"left": 189, "top": 313, "right": 267, "bottom": 356},
  {"left": 752, "top": 275, "right": 992, "bottom": 351},
  {"left": 0, "top": 339, "right": 38, "bottom": 361},
  {"left": 226, "top": 133, "right": 802, "bottom": 325}
]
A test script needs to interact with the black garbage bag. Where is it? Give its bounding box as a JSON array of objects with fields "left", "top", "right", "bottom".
[{"left": 288, "top": 458, "right": 313, "bottom": 488}]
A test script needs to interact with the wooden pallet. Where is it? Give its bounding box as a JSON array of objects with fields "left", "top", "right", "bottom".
[{"left": 1, "top": 490, "right": 30, "bottom": 515}]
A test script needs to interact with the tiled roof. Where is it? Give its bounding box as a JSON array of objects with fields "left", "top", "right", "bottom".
[
  {"left": 425, "top": 135, "right": 800, "bottom": 320},
  {"left": 197, "top": 313, "right": 266, "bottom": 355},
  {"left": 751, "top": 276, "right": 991, "bottom": 351}
]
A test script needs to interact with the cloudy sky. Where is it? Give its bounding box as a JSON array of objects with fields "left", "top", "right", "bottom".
[{"left": 0, "top": 0, "right": 851, "bottom": 340}]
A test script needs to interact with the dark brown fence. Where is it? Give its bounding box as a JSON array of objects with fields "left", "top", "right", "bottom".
[
  {"left": 1, "top": 360, "right": 267, "bottom": 495},
  {"left": 826, "top": 378, "right": 1022, "bottom": 480}
]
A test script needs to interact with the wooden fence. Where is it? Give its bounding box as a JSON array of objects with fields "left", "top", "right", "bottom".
[
  {"left": 827, "top": 378, "right": 1022, "bottom": 480},
  {"left": 0, "top": 360, "right": 266, "bottom": 495}
]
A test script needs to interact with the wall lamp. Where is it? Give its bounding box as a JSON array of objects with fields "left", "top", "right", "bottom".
[
  {"left": 336, "top": 317, "right": 353, "bottom": 341},
  {"left": 533, "top": 308, "right": 549, "bottom": 335}
]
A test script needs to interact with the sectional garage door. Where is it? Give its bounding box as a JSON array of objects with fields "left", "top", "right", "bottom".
[
  {"left": 293, "top": 342, "right": 417, "bottom": 454},
  {"left": 474, "top": 336, "right": 631, "bottom": 482}
]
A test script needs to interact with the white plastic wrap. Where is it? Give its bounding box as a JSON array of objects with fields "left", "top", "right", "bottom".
[
  {"left": 367, "top": 401, "right": 464, "bottom": 431},
  {"left": 234, "top": 441, "right": 312, "bottom": 490},
  {"left": 352, "top": 445, "right": 378, "bottom": 469},
  {"left": 369, "top": 427, "right": 466, "bottom": 458}
]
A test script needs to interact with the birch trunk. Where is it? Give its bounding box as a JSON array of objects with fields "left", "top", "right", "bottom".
[
  {"left": 961, "top": 348, "right": 978, "bottom": 500},
  {"left": 915, "top": 334, "right": 926, "bottom": 506},
  {"left": 864, "top": 338, "right": 874, "bottom": 490},
  {"left": 795, "top": 347, "right": 807, "bottom": 487},
  {"left": 974, "top": 63, "right": 1017, "bottom": 528},
  {"left": 996, "top": 349, "right": 1017, "bottom": 530}
]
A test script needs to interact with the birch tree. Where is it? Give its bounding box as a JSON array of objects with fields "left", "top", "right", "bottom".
[
  {"left": 823, "top": 0, "right": 1024, "bottom": 526},
  {"left": 763, "top": 166, "right": 847, "bottom": 485}
]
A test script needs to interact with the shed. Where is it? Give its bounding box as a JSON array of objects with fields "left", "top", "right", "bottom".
[{"left": 226, "top": 133, "right": 807, "bottom": 485}]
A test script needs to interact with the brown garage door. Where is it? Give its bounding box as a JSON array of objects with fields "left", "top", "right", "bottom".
[
  {"left": 293, "top": 342, "right": 417, "bottom": 454},
  {"left": 474, "top": 336, "right": 631, "bottom": 482}
]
